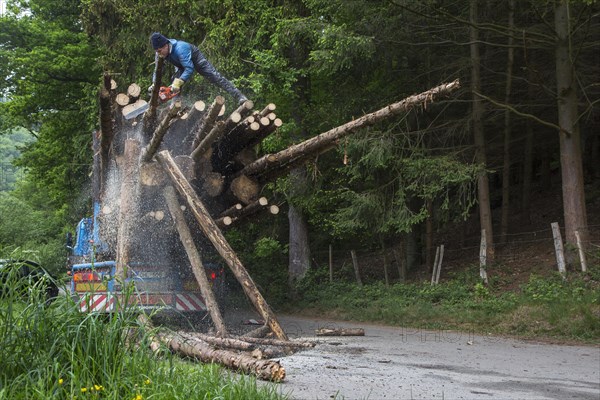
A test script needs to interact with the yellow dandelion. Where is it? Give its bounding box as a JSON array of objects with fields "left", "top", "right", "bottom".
[
  {"left": 133, "top": 395, "right": 143, "bottom": 400},
  {"left": 58, "top": 378, "right": 64, "bottom": 385},
  {"left": 94, "top": 384, "right": 104, "bottom": 391},
  {"left": 81, "top": 387, "right": 87, "bottom": 393},
  {"left": 144, "top": 379, "right": 151, "bottom": 385}
]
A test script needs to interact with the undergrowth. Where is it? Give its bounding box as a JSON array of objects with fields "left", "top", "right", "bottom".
[
  {"left": 290, "top": 263, "right": 600, "bottom": 343},
  {"left": 0, "top": 258, "right": 285, "bottom": 400}
]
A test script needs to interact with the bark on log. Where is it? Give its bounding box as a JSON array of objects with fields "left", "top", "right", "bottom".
[
  {"left": 156, "top": 150, "right": 288, "bottom": 341},
  {"left": 180, "top": 331, "right": 254, "bottom": 351},
  {"left": 259, "top": 103, "right": 276, "bottom": 117},
  {"left": 191, "top": 96, "right": 225, "bottom": 154},
  {"left": 144, "top": 57, "right": 165, "bottom": 133},
  {"left": 220, "top": 197, "right": 268, "bottom": 220},
  {"left": 239, "top": 335, "right": 316, "bottom": 349},
  {"left": 220, "top": 203, "right": 243, "bottom": 218},
  {"left": 192, "top": 103, "right": 244, "bottom": 161},
  {"left": 234, "top": 99, "right": 255, "bottom": 120},
  {"left": 315, "top": 327, "right": 365, "bottom": 336},
  {"left": 239, "top": 80, "right": 460, "bottom": 180},
  {"left": 142, "top": 101, "right": 182, "bottom": 162},
  {"left": 157, "top": 331, "right": 286, "bottom": 381},
  {"left": 163, "top": 185, "right": 227, "bottom": 336},
  {"left": 115, "top": 139, "right": 142, "bottom": 280},
  {"left": 99, "top": 74, "right": 114, "bottom": 193}
]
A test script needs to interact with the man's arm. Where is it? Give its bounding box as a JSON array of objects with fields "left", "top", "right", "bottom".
[{"left": 172, "top": 41, "right": 195, "bottom": 82}]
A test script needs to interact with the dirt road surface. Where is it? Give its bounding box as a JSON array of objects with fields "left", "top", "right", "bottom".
[{"left": 261, "top": 315, "right": 600, "bottom": 400}]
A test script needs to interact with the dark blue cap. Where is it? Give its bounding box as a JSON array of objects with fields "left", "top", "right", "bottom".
[{"left": 150, "top": 32, "right": 169, "bottom": 49}]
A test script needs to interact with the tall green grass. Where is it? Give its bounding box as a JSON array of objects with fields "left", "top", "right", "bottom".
[
  {"left": 291, "top": 264, "right": 600, "bottom": 342},
  {"left": 0, "top": 261, "right": 285, "bottom": 400}
]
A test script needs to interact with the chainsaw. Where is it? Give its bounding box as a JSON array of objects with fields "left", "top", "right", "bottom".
[{"left": 123, "top": 86, "right": 179, "bottom": 120}]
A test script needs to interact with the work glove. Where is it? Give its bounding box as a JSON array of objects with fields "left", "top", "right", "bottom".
[
  {"left": 147, "top": 84, "right": 154, "bottom": 95},
  {"left": 170, "top": 78, "right": 184, "bottom": 94}
]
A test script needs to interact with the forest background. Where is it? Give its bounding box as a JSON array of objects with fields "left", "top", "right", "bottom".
[{"left": 1, "top": 0, "right": 599, "bottom": 313}]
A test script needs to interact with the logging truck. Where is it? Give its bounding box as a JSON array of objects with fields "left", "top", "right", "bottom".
[{"left": 66, "top": 200, "right": 225, "bottom": 313}]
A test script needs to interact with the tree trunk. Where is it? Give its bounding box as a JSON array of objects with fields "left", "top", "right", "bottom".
[
  {"left": 470, "top": 0, "right": 494, "bottom": 263},
  {"left": 163, "top": 185, "right": 227, "bottom": 336},
  {"left": 554, "top": 1, "right": 589, "bottom": 260},
  {"left": 500, "top": 0, "right": 515, "bottom": 244},
  {"left": 288, "top": 201, "right": 311, "bottom": 286},
  {"left": 156, "top": 150, "right": 288, "bottom": 341}
]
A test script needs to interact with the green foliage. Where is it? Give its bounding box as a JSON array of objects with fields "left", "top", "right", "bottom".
[
  {"left": 0, "top": 263, "right": 284, "bottom": 399},
  {"left": 290, "top": 267, "right": 598, "bottom": 342}
]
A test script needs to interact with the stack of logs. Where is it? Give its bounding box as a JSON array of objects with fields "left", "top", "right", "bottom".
[{"left": 96, "top": 67, "right": 461, "bottom": 381}]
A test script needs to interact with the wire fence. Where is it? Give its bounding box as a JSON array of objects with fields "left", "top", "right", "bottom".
[{"left": 311, "top": 223, "right": 600, "bottom": 284}]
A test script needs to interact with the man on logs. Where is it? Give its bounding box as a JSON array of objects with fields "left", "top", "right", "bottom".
[{"left": 149, "top": 32, "right": 248, "bottom": 105}]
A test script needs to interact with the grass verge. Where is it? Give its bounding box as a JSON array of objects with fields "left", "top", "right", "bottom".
[
  {"left": 0, "top": 261, "right": 286, "bottom": 400},
  {"left": 288, "top": 264, "right": 600, "bottom": 344}
]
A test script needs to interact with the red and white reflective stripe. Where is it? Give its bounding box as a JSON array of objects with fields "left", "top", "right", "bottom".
[
  {"left": 175, "top": 293, "right": 207, "bottom": 311},
  {"left": 79, "top": 294, "right": 115, "bottom": 312}
]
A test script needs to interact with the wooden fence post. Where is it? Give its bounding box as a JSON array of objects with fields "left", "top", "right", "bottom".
[
  {"left": 435, "top": 245, "right": 444, "bottom": 284},
  {"left": 574, "top": 230, "right": 588, "bottom": 273},
  {"left": 479, "top": 229, "right": 489, "bottom": 285},
  {"left": 431, "top": 246, "right": 440, "bottom": 285},
  {"left": 551, "top": 222, "right": 567, "bottom": 278}
]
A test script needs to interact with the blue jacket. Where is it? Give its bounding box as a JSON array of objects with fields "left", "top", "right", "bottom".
[{"left": 165, "top": 39, "right": 195, "bottom": 82}]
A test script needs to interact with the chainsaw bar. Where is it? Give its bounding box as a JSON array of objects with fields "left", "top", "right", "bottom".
[{"left": 123, "top": 100, "right": 149, "bottom": 120}]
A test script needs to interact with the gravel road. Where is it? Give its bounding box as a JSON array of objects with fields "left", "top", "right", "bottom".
[{"left": 261, "top": 315, "right": 600, "bottom": 400}]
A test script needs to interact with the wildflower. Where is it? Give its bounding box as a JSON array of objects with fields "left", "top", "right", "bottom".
[
  {"left": 94, "top": 384, "right": 104, "bottom": 391},
  {"left": 81, "top": 387, "right": 87, "bottom": 393},
  {"left": 58, "top": 378, "right": 64, "bottom": 385},
  {"left": 144, "top": 379, "right": 151, "bottom": 385},
  {"left": 133, "top": 395, "right": 143, "bottom": 400}
]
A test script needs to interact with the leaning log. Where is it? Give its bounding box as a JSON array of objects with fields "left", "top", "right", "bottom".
[
  {"left": 144, "top": 57, "right": 165, "bottom": 133},
  {"left": 156, "top": 150, "right": 288, "bottom": 341},
  {"left": 142, "top": 101, "right": 182, "bottom": 162},
  {"left": 157, "top": 331, "right": 286, "bottom": 382},
  {"left": 163, "top": 185, "right": 227, "bottom": 336},
  {"left": 239, "top": 80, "right": 461, "bottom": 180},
  {"left": 190, "top": 96, "right": 225, "bottom": 156}
]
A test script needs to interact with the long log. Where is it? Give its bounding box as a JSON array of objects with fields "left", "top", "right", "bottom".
[
  {"left": 163, "top": 185, "right": 227, "bottom": 336},
  {"left": 144, "top": 57, "right": 165, "bottom": 133},
  {"left": 220, "top": 197, "right": 268, "bottom": 219},
  {"left": 157, "top": 331, "right": 286, "bottom": 382},
  {"left": 239, "top": 80, "right": 460, "bottom": 179},
  {"left": 191, "top": 107, "right": 243, "bottom": 161},
  {"left": 142, "top": 101, "right": 182, "bottom": 162},
  {"left": 156, "top": 150, "right": 289, "bottom": 341},
  {"left": 99, "top": 73, "right": 114, "bottom": 195},
  {"left": 315, "top": 327, "right": 365, "bottom": 336},
  {"left": 115, "top": 139, "right": 142, "bottom": 281},
  {"left": 190, "top": 96, "right": 225, "bottom": 156}
]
